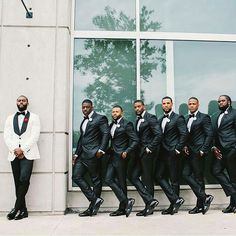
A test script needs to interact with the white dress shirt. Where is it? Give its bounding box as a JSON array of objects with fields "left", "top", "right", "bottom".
[
  {"left": 110, "top": 117, "right": 122, "bottom": 138},
  {"left": 82, "top": 111, "right": 94, "bottom": 133},
  {"left": 136, "top": 111, "right": 146, "bottom": 132},
  {"left": 218, "top": 108, "right": 228, "bottom": 128},
  {"left": 161, "top": 111, "right": 172, "bottom": 133},
  {"left": 187, "top": 111, "right": 198, "bottom": 132},
  {"left": 18, "top": 110, "right": 28, "bottom": 131}
]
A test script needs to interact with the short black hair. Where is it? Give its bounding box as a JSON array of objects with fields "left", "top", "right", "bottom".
[
  {"left": 188, "top": 97, "right": 199, "bottom": 102},
  {"left": 133, "top": 99, "right": 144, "bottom": 105},
  {"left": 219, "top": 95, "right": 232, "bottom": 106},
  {"left": 162, "top": 96, "right": 173, "bottom": 102},
  {"left": 82, "top": 99, "right": 93, "bottom": 106},
  {"left": 112, "top": 105, "right": 123, "bottom": 111},
  {"left": 17, "top": 95, "right": 28, "bottom": 103}
]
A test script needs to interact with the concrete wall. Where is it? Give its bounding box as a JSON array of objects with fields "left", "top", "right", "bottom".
[
  {"left": 0, "top": 0, "right": 229, "bottom": 214},
  {"left": 0, "top": 0, "right": 71, "bottom": 213}
]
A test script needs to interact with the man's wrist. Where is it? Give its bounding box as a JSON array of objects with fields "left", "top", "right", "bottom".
[{"left": 98, "top": 149, "right": 105, "bottom": 154}]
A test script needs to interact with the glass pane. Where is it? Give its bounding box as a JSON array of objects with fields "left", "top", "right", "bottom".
[
  {"left": 140, "top": 40, "right": 167, "bottom": 118},
  {"left": 72, "top": 38, "right": 136, "bottom": 187},
  {"left": 73, "top": 38, "right": 136, "bottom": 147},
  {"left": 75, "top": 0, "right": 136, "bottom": 31},
  {"left": 174, "top": 41, "right": 236, "bottom": 183},
  {"left": 140, "top": 0, "right": 236, "bottom": 34}
]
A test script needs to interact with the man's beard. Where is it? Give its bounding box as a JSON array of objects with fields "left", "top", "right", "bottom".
[
  {"left": 17, "top": 104, "right": 27, "bottom": 111},
  {"left": 163, "top": 108, "right": 171, "bottom": 114},
  {"left": 113, "top": 115, "right": 122, "bottom": 121},
  {"left": 219, "top": 104, "right": 228, "bottom": 111}
]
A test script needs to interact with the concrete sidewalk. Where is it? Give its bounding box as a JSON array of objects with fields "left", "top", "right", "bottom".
[{"left": 0, "top": 210, "right": 235, "bottom": 236}]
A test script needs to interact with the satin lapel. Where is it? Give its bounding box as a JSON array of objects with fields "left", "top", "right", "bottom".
[
  {"left": 20, "top": 112, "right": 30, "bottom": 135},
  {"left": 13, "top": 113, "right": 20, "bottom": 135}
]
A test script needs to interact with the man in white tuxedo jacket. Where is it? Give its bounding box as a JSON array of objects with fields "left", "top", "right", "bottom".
[{"left": 4, "top": 95, "right": 40, "bottom": 220}]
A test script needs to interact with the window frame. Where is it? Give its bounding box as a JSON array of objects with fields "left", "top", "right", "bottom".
[{"left": 69, "top": 0, "right": 236, "bottom": 191}]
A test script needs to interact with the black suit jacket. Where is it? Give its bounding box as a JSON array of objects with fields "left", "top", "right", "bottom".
[
  {"left": 186, "top": 111, "right": 213, "bottom": 154},
  {"left": 109, "top": 118, "right": 139, "bottom": 158},
  {"left": 136, "top": 111, "right": 162, "bottom": 156},
  {"left": 160, "top": 112, "right": 188, "bottom": 152},
  {"left": 212, "top": 107, "right": 236, "bottom": 150},
  {"left": 75, "top": 112, "right": 110, "bottom": 159}
]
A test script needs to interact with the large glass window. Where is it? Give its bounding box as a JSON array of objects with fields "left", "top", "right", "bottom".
[
  {"left": 75, "top": 0, "right": 136, "bottom": 31},
  {"left": 71, "top": 0, "right": 236, "bottom": 189},
  {"left": 140, "top": 0, "right": 236, "bottom": 34}
]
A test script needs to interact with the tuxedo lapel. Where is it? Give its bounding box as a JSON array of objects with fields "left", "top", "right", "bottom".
[
  {"left": 20, "top": 112, "right": 30, "bottom": 135},
  {"left": 13, "top": 113, "right": 20, "bottom": 135}
]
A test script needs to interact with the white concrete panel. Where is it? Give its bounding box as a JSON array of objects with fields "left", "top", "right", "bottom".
[
  {"left": 0, "top": 133, "right": 12, "bottom": 172},
  {"left": 27, "top": 173, "right": 53, "bottom": 211},
  {"left": 53, "top": 133, "right": 67, "bottom": 173},
  {"left": 2, "top": 0, "right": 57, "bottom": 26},
  {"left": 54, "top": 28, "right": 70, "bottom": 132},
  {"left": 53, "top": 173, "right": 67, "bottom": 211},
  {"left": 1, "top": 27, "right": 55, "bottom": 132},
  {"left": 0, "top": 173, "right": 15, "bottom": 211},
  {"left": 57, "top": 0, "right": 71, "bottom": 27},
  {"left": 34, "top": 133, "right": 53, "bottom": 172}
]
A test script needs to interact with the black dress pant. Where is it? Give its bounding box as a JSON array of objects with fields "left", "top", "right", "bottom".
[
  {"left": 105, "top": 156, "right": 128, "bottom": 210},
  {"left": 182, "top": 152, "right": 206, "bottom": 206},
  {"left": 156, "top": 149, "right": 180, "bottom": 203},
  {"left": 72, "top": 153, "right": 102, "bottom": 203},
  {"left": 128, "top": 152, "right": 154, "bottom": 204},
  {"left": 11, "top": 157, "right": 33, "bottom": 211},
  {"left": 212, "top": 148, "right": 236, "bottom": 201}
]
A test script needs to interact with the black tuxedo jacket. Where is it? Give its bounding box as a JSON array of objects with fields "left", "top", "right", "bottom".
[
  {"left": 75, "top": 112, "right": 110, "bottom": 159},
  {"left": 109, "top": 118, "right": 139, "bottom": 158},
  {"left": 136, "top": 111, "right": 162, "bottom": 156},
  {"left": 186, "top": 112, "right": 213, "bottom": 154},
  {"left": 212, "top": 107, "right": 236, "bottom": 150},
  {"left": 160, "top": 112, "right": 188, "bottom": 152}
]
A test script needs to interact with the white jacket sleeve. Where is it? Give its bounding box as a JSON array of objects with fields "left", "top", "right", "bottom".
[{"left": 3, "top": 116, "right": 16, "bottom": 152}]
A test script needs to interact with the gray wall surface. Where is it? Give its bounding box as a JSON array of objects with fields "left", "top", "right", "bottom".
[{"left": 0, "top": 0, "right": 71, "bottom": 213}]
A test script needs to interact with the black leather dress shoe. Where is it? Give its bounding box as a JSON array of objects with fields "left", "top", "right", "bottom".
[
  {"left": 109, "top": 209, "right": 126, "bottom": 216},
  {"left": 222, "top": 205, "right": 236, "bottom": 213},
  {"left": 202, "top": 195, "right": 214, "bottom": 215},
  {"left": 125, "top": 198, "right": 135, "bottom": 217},
  {"left": 79, "top": 209, "right": 91, "bottom": 217},
  {"left": 136, "top": 209, "right": 146, "bottom": 216},
  {"left": 144, "top": 199, "right": 159, "bottom": 216},
  {"left": 91, "top": 198, "right": 104, "bottom": 216},
  {"left": 7, "top": 208, "right": 18, "bottom": 220},
  {"left": 172, "top": 197, "right": 185, "bottom": 215},
  {"left": 188, "top": 206, "right": 203, "bottom": 214},
  {"left": 161, "top": 205, "right": 173, "bottom": 215},
  {"left": 15, "top": 209, "right": 28, "bottom": 220}
]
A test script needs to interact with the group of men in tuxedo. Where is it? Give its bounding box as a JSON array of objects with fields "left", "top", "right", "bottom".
[{"left": 73, "top": 94, "right": 236, "bottom": 217}]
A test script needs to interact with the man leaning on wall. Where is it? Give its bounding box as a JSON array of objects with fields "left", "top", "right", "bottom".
[{"left": 4, "top": 95, "right": 41, "bottom": 220}]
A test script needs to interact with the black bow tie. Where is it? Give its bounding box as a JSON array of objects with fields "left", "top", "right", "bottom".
[
  {"left": 189, "top": 114, "right": 195, "bottom": 118},
  {"left": 136, "top": 115, "right": 142, "bottom": 120},
  {"left": 113, "top": 120, "right": 118, "bottom": 124},
  {"left": 17, "top": 111, "right": 26, "bottom": 116},
  {"left": 163, "top": 114, "right": 169, "bottom": 118}
]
